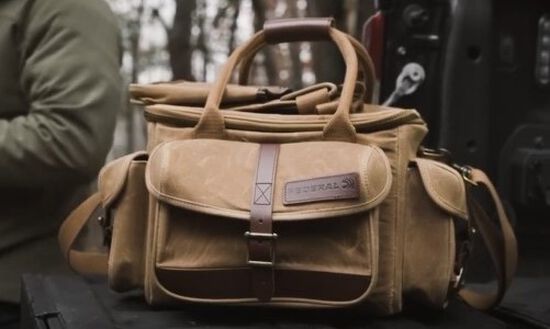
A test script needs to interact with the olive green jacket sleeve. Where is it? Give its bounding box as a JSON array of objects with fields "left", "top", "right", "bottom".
[{"left": 0, "top": 0, "right": 122, "bottom": 187}]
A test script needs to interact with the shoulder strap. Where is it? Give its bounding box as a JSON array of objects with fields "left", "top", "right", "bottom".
[
  {"left": 58, "top": 192, "right": 108, "bottom": 275},
  {"left": 458, "top": 168, "right": 518, "bottom": 310}
]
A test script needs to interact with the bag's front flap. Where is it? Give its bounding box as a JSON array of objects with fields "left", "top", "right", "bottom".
[
  {"left": 415, "top": 158, "right": 468, "bottom": 220},
  {"left": 98, "top": 151, "right": 148, "bottom": 209},
  {"left": 146, "top": 140, "right": 392, "bottom": 220}
]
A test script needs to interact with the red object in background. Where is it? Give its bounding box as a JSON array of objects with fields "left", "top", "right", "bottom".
[{"left": 362, "top": 11, "right": 385, "bottom": 80}]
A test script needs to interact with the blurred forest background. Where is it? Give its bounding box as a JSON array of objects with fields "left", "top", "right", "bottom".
[{"left": 106, "top": 0, "right": 375, "bottom": 156}]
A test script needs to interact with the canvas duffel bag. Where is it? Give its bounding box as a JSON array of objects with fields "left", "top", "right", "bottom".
[{"left": 58, "top": 18, "right": 517, "bottom": 315}]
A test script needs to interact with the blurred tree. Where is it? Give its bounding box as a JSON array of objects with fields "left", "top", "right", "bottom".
[
  {"left": 286, "top": 0, "right": 304, "bottom": 89},
  {"left": 162, "top": 0, "right": 375, "bottom": 86},
  {"left": 213, "top": 0, "right": 241, "bottom": 52},
  {"left": 306, "top": 0, "right": 346, "bottom": 84},
  {"left": 306, "top": 0, "right": 375, "bottom": 84},
  {"left": 167, "top": 0, "right": 196, "bottom": 80},
  {"left": 251, "top": 0, "right": 279, "bottom": 85}
]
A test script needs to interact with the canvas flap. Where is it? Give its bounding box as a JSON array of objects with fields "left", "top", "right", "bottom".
[
  {"left": 98, "top": 151, "right": 148, "bottom": 209},
  {"left": 146, "top": 139, "right": 392, "bottom": 221},
  {"left": 416, "top": 158, "right": 468, "bottom": 220}
]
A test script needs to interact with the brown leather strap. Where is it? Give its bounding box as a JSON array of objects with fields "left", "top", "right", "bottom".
[
  {"left": 247, "top": 144, "right": 280, "bottom": 301},
  {"left": 194, "top": 22, "right": 359, "bottom": 142},
  {"left": 58, "top": 193, "right": 109, "bottom": 275},
  {"left": 458, "top": 168, "right": 518, "bottom": 310},
  {"left": 264, "top": 17, "right": 334, "bottom": 44}
]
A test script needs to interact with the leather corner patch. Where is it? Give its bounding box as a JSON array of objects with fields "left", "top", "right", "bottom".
[{"left": 284, "top": 173, "right": 360, "bottom": 205}]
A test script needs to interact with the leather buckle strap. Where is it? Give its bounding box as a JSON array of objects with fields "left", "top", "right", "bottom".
[
  {"left": 245, "top": 232, "right": 278, "bottom": 268},
  {"left": 247, "top": 144, "right": 280, "bottom": 302}
]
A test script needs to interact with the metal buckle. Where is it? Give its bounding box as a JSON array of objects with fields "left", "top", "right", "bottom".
[
  {"left": 452, "top": 223, "right": 476, "bottom": 291},
  {"left": 452, "top": 267, "right": 465, "bottom": 289},
  {"left": 244, "top": 231, "right": 277, "bottom": 267},
  {"left": 96, "top": 207, "right": 112, "bottom": 246},
  {"left": 452, "top": 164, "right": 478, "bottom": 186},
  {"left": 247, "top": 260, "right": 275, "bottom": 267},
  {"left": 418, "top": 147, "right": 478, "bottom": 186},
  {"left": 244, "top": 232, "right": 278, "bottom": 240},
  {"left": 419, "top": 147, "right": 453, "bottom": 164}
]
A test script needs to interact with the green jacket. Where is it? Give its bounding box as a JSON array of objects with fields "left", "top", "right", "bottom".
[{"left": 0, "top": 0, "right": 122, "bottom": 302}]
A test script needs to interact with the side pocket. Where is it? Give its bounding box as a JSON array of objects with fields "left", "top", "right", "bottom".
[
  {"left": 97, "top": 151, "right": 149, "bottom": 292},
  {"left": 402, "top": 158, "right": 468, "bottom": 308}
]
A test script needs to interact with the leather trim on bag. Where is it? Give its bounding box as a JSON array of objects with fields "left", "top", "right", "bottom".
[
  {"left": 248, "top": 144, "right": 280, "bottom": 301},
  {"left": 264, "top": 18, "right": 334, "bottom": 44},
  {"left": 284, "top": 173, "right": 360, "bottom": 205},
  {"left": 156, "top": 267, "right": 370, "bottom": 302}
]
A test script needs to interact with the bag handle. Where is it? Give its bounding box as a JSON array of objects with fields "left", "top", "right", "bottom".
[
  {"left": 237, "top": 31, "right": 376, "bottom": 103},
  {"left": 458, "top": 168, "right": 518, "bottom": 310},
  {"left": 194, "top": 18, "right": 359, "bottom": 142}
]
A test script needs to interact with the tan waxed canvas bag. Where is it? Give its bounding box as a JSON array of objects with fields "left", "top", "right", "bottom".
[{"left": 58, "top": 18, "right": 517, "bottom": 315}]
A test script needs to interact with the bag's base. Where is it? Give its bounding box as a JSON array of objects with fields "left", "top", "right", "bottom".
[{"left": 20, "top": 273, "right": 514, "bottom": 329}]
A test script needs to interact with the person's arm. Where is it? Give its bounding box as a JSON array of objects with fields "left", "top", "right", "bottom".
[{"left": 0, "top": 0, "right": 122, "bottom": 187}]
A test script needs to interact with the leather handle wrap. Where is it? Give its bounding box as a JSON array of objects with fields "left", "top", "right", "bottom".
[{"left": 264, "top": 17, "right": 334, "bottom": 44}]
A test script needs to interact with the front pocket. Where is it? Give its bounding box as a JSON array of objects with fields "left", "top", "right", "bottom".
[
  {"left": 402, "top": 159, "right": 468, "bottom": 308},
  {"left": 97, "top": 151, "right": 149, "bottom": 292},
  {"left": 154, "top": 208, "right": 376, "bottom": 303},
  {"left": 145, "top": 140, "right": 392, "bottom": 307}
]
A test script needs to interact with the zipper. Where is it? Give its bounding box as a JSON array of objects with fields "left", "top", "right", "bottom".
[{"left": 143, "top": 106, "right": 421, "bottom": 133}]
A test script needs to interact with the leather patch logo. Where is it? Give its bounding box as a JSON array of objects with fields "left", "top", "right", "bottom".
[{"left": 284, "top": 173, "right": 360, "bottom": 205}]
